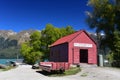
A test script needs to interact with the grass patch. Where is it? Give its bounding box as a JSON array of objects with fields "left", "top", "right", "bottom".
[
  {"left": 38, "top": 67, "right": 81, "bottom": 77},
  {"left": 0, "top": 69, "right": 3, "bottom": 71},
  {"left": 64, "top": 67, "right": 81, "bottom": 75},
  {"left": 1, "top": 66, "right": 17, "bottom": 71}
]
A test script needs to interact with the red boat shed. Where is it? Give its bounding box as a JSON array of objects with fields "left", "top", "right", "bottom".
[{"left": 50, "top": 30, "right": 97, "bottom": 64}]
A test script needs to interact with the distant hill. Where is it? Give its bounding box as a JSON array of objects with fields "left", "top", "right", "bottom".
[
  {"left": 0, "top": 30, "right": 38, "bottom": 44},
  {"left": 0, "top": 30, "right": 38, "bottom": 59}
]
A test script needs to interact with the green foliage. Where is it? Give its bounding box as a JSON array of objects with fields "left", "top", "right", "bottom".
[
  {"left": 30, "top": 31, "right": 41, "bottom": 51},
  {"left": 60, "top": 26, "right": 75, "bottom": 36},
  {"left": 41, "top": 24, "right": 61, "bottom": 46},
  {"left": 41, "top": 24, "right": 75, "bottom": 60},
  {"left": 106, "top": 52, "right": 114, "bottom": 62},
  {"left": 20, "top": 31, "right": 42, "bottom": 65},
  {"left": 86, "top": 0, "right": 120, "bottom": 48},
  {"left": 86, "top": 0, "right": 120, "bottom": 66},
  {"left": 113, "top": 31, "right": 120, "bottom": 53},
  {"left": 111, "top": 30, "right": 120, "bottom": 62}
]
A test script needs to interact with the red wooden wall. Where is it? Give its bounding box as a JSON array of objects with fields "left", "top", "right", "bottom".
[
  {"left": 69, "top": 31, "right": 97, "bottom": 64},
  {"left": 50, "top": 31, "right": 97, "bottom": 64}
]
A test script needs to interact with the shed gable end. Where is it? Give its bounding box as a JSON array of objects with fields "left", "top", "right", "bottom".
[{"left": 70, "top": 31, "right": 96, "bottom": 46}]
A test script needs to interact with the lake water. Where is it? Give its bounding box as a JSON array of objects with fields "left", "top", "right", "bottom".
[{"left": 0, "top": 59, "right": 23, "bottom": 65}]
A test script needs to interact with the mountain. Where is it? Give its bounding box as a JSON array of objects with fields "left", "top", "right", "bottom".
[
  {"left": 0, "top": 30, "right": 38, "bottom": 59},
  {"left": 0, "top": 30, "right": 38, "bottom": 45},
  {"left": 0, "top": 30, "right": 17, "bottom": 39}
]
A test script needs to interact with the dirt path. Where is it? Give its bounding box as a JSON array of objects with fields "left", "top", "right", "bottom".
[
  {"left": 0, "top": 65, "right": 74, "bottom": 80},
  {"left": 65, "top": 63, "right": 120, "bottom": 80},
  {"left": 0, "top": 64, "right": 120, "bottom": 80},
  {"left": 0, "top": 65, "right": 47, "bottom": 80}
]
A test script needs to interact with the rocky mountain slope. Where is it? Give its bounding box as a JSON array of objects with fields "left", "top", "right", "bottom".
[
  {"left": 0, "top": 30, "right": 37, "bottom": 45},
  {"left": 0, "top": 30, "right": 37, "bottom": 59}
]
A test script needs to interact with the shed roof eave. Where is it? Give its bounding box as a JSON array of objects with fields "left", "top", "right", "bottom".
[{"left": 50, "top": 42, "right": 68, "bottom": 47}]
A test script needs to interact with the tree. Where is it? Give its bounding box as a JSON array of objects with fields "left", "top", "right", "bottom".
[
  {"left": 41, "top": 24, "right": 62, "bottom": 59},
  {"left": 86, "top": 0, "right": 120, "bottom": 49},
  {"left": 61, "top": 26, "right": 75, "bottom": 36},
  {"left": 41, "top": 24, "right": 75, "bottom": 60},
  {"left": 86, "top": 0, "right": 120, "bottom": 66},
  {"left": 30, "top": 31, "right": 41, "bottom": 51},
  {"left": 20, "top": 24, "right": 75, "bottom": 62},
  {"left": 112, "top": 30, "right": 120, "bottom": 61},
  {"left": 20, "top": 31, "right": 43, "bottom": 65}
]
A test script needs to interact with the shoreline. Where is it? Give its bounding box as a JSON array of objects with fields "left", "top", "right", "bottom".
[{"left": 0, "top": 59, "right": 23, "bottom": 65}]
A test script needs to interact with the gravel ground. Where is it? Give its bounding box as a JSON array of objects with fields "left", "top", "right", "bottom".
[
  {"left": 0, "top": 64, "right": 120, "bottom": 80},
  {"left": 65, "top": 63, "right": 120, "bottom": 80}
]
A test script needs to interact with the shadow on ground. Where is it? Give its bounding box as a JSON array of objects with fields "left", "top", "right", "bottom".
[{"left": 36, "top": 71, "right": 65, "bottom": 76}]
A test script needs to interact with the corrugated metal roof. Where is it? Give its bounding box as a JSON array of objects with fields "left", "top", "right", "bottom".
[{"left": 50, "top": 30, "right": 83, "bottom": 47}]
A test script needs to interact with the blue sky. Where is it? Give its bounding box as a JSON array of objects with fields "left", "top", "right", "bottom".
[{"left": 0, "top": 0, "right": 92, "bottom": 32}]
